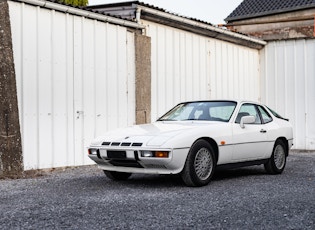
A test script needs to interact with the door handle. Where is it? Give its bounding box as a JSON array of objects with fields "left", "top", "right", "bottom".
[{"left": 260, "top": 129, "right": 267, "bottom": 133}]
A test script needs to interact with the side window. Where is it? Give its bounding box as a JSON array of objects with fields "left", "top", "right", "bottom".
[
  {"left": 235, "top": 104, "right": 261, "bottom": 124},
  {"left": 258, "top": 106, "right": 273, "bottom": 123}
]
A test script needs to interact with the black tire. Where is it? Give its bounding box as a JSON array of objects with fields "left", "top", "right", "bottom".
[
  {"left": 104, "top": 170, "right": 132, "bottom": 180},
  {"left": 181, "top": 139, "right": 216, "bottom": 187},
  {"left": 264, "top": 139, "right": 287, "bottom": 174}
]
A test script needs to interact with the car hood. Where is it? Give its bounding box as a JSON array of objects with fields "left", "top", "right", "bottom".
[{"left": 91, "top": 121, "right": 218, "bottom": 147}]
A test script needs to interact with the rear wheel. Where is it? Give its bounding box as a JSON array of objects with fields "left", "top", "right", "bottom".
[
  {"left": 264, "top": 140, "right": 287, "bottom": 174},
  {"left": 104, "top": 171, "right": 132, "bottom": 180},
  {"left": 181, "top": 139, "right": 216, "bottom": 187}
]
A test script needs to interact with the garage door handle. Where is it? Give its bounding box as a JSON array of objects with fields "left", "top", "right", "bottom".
[{"left": 260, "top": 129, "right": 267, "bottom": 133}]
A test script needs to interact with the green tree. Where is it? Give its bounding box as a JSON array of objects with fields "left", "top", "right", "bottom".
[{"left": 59, "top": 0, "right": 89, "bottom": 7}]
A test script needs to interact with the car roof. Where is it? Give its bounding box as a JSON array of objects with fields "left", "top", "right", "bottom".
[{"left": 178, "top": 99, "right": 263, "bottom": 105}]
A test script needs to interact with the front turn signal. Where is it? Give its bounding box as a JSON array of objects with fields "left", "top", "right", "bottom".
[{"left": 154, "top": 151, "right": 169, "bottom": 158}]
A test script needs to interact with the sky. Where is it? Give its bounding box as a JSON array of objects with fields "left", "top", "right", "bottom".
[{"left": 88, "top": 0, "right": 244, "bottom": 25}]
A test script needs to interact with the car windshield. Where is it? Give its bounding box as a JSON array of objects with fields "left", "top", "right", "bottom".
[{"left": 158, "top": 101, "right": 237, "bottom": 122}]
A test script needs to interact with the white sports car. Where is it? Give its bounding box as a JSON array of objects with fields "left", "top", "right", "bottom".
[{"left": 88, "top": 100, "right": 293, "bottom": 187}]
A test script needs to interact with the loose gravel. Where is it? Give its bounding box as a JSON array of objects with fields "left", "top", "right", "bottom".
[{"left": 0, "top": 151, "right": 314, "bottom": 229}]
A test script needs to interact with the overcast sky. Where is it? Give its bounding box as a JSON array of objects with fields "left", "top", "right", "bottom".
[{"left": 88, "top": 0, "right": 244, "bottom": 25}]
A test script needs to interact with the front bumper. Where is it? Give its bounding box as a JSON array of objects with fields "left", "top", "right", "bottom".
[{"left": 88, "top": 147, "right": 189, "bottom": 175}]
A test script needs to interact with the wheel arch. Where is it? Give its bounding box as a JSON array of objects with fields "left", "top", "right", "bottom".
[
  {"left": 194, "top": 137, "right": 219, "bottom": 164},
  {"left": 275, "top": 137, "right": 289, "bottom": 156}
]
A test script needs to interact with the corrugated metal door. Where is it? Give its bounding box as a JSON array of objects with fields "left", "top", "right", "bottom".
[
  {"left": 72, "top": 18, "right": 136, "bottom": 166},
  {"left": 261, "top": 39, "right": 315, "bottom": 150},
  {"left": 144, "top": 20, "right": 261, "bottom": 120},
  {"left": 9, "top": 1, "right": 136, "bottom": 170}
]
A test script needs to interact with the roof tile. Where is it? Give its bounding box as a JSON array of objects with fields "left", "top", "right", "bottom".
[{"left": 225, "top": 0, "right": 315, "bottom": 22}]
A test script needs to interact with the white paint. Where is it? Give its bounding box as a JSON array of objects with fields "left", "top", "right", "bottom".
[
  {"left": 260, "top": 39, "right": 315, "bottom": 150},
  {"left": 145, "top": 21, "right": 261, "bottom": 120},
  {"left": 9, "top": 1, "right": 136, "bottom": 170}
]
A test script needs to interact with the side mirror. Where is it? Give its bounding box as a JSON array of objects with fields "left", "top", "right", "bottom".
[{"left": 240, "top": 115, "right": 255, "bottom": 128}]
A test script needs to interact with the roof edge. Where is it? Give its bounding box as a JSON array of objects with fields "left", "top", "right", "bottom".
[
  {"left": 136, "top": 4, "right": 267, "bottom": 49},
  {"left": 11, "top": 0, "right": 144, "bottom": 29}
]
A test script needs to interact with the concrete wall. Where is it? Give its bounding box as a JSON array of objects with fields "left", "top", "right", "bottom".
[
  {"left": 0, "top": 0, "right": 23, "bottom": 177},
  {"left": 135, "top": 34, "right": 151, "bottom": 124}
]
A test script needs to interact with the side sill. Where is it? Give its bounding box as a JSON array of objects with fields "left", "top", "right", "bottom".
[{"left": 216, "top": 159, "right": 268, "bottom": 170}]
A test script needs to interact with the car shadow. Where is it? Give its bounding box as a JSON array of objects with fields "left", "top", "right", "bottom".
[
  {"left": 116, "top": 174, "right": 185, "bottom": 188},
  {"left": 81, "top": 165, "right": 268, "bottom": 189},
  {"left": 213, "top": 166, "right": 267, "bottom": 181}
]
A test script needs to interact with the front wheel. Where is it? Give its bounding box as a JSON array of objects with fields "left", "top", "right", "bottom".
[
  {"left": 181, "top": 140, "right": 216, "bottom": 187},
  {"left": 104, "top": 170, "right": 132, "bottom": 180},
  {"left": 264, "top": 140, "right": 287, "bottom": 174}
]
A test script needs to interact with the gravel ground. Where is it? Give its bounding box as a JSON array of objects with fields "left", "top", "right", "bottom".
[{"left": 0, "top": 151, "right": 314, "bottom": 229}]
